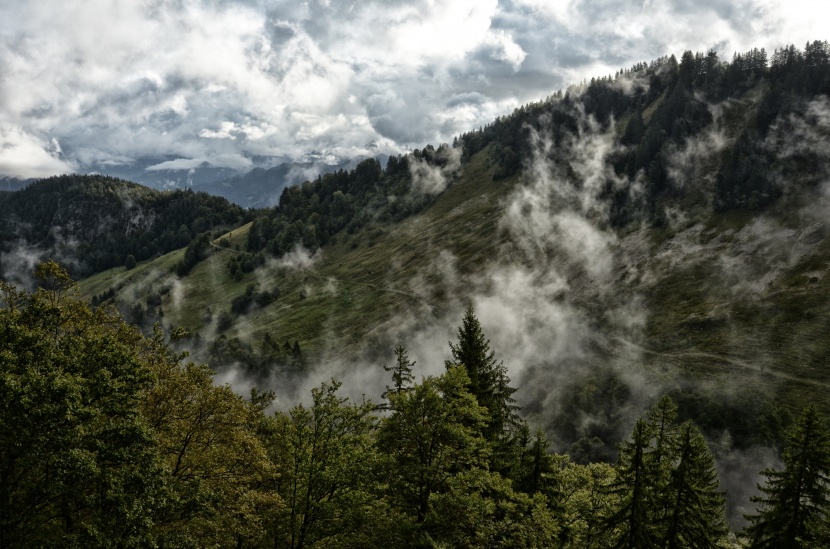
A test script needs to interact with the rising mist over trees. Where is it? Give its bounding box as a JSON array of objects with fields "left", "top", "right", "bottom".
[
  {"left": 227, "top": 41, "right": 830, "bottom": 285},
  {"left": 3, "top": 42, "right": 830, "bottom": 546},
  {"left": 2, "top": 262, "right": 829, "bottom": 547}
]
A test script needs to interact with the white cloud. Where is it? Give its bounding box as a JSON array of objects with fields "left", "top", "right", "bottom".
[
  {"left": 0, "top": 123, "right": 75, "bottom": 178},
  {"left": 483, "top": 29, "right": 527, "bottom": 70},
  {"left": 145, "top": 154, "right": 253, "bottom": 171},
  {"left": 0, "top": 0, "right": 826, "bottom": 180}
]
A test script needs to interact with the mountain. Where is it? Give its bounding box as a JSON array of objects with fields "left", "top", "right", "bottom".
[
  {"left": 0, "top": 174, "right": 249, "bottom": 280},
  {"left": 5, "top": 42, "right": 830, "bottom": 526},
  {"left": 0, "top": 176, "right": 35, "bottom": 192},
  {"left": 84, "top": 155, "right": 243, "bottom": 190},
  {"left": 83, "top": 155, "right": 376, "bottom": 208},
  {"left": 199, "top": 159, "right": 357, "bottom": 208}
]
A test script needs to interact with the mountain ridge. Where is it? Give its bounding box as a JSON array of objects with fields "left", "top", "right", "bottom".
[{"left": 4, "top": 43, "right": 830, "bottom": 478}]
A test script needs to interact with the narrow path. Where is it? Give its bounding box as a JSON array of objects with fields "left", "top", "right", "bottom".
[{"left": 613, "top": 336, "right": 830, "bottom": 389}]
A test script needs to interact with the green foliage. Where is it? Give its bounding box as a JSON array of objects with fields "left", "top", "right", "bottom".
[
  {"left": 230, "top": 283, "right": 279, "bottom": 315},
  {"left": 382, "top": 345, "right": 415, "bottom": 402},
  {"left": 378, "top": 366, "right": 490, "bottom": 535},
  {"left": 602, "top": 396, "right": 728, "bottom": 549},
  {"left": 379, "top": 366, "right": 561, "bottom": 547},
  {"left": 0, "top": 175, "right": 248, "bottom": 276},
  {"left": 245, "top": 148, "right": 453, "bottom": 263},
  {"left": 176, "top": 232, "right": 213, "bottom": 277},
  {"left": 663, "top": 421, "right": 728, "bottom": 549},
  {"left": 141, "top": 329, "right": 278, "bottom": 546},
  {"left": 4, "top": 264, "right": 828, "bottom": 546},
  {"left": 0, "top": 263, "right": 277, "bottom": 547},
  {"left": 267, "top": 380, "right": 380, "bottom": 549},
  {"left": 446, "top": 305, "right": 518, "bottom": 443},
  {"left": 0, "top": 261, "right": 162, "bottom": 547},
  {"left": 744, "top": 405, "right": 830, "bottom": 548}
]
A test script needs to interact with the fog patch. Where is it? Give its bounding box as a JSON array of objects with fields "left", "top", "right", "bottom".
[
  {"left": 711, "top": 435, "right": 781, "bottom": 530},
  {"left": 0, "top": 242, "right": 43, "bottom": 289},
  {"left": 275, "top": 244, "right": 320, "bottom": 270},
  {"left": 408, "top": 145, "right": 462, "bottom": 195}
]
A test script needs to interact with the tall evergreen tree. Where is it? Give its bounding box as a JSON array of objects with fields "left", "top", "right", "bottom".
[
  {"left": 647, "top": 396, "right": 679, "bottom": 469},
  {"left": 445, "top": 305, "right": 518, "bottom": 441},
  {"left": 603, "top": 418, "right": 661, "bottom": 549},
  {"left": 383, "top": 345, "right": 415, "bottom": 402},
  {"left": 745, "top": 405, "right": 830, "bottom": 549},
  {"left": 602, "top": 396, "right": 728, "bottom": 548},
  {"left": 378, "top": 366, "right": 490, "bottom": 540},
  {"left": 662, "top": 421, "right": 728, "bottom": 549}
]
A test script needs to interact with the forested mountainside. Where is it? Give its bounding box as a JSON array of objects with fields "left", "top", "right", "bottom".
[
  {"left": 3, "top": 264, "right": 829, "bottom": 547},
  {"left": 71, "top": 41, "right": 830, "bottom": 442},
  {"left": 3, "top": 42, "right": 830, "bottom": 545},
  {"left": 0, "top": 174, "right": 248, "bottom": 277},
  {"left": 241, "top": 41, "right": 830, "bottom": 261}
]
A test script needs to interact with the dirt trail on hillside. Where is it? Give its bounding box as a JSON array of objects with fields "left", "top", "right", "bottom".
[{"left": 614, "top": 336, "right": 830, "bottom": 389}]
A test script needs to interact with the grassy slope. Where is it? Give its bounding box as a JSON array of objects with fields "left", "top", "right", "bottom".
[
  {"left": 79, "top": 118, "right": 830, "bottom": 419},
  {"left": 80, "top": 148, "right": 517, "bottom": 358}
]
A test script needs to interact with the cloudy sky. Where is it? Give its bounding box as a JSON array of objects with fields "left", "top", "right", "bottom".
[{"left": 0, "top": 0, "right": 827, "bottom": 180}]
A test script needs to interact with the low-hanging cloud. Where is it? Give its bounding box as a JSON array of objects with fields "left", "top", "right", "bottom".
[{"left": 408, "top": 146, "right": 462, "bottom": 195}]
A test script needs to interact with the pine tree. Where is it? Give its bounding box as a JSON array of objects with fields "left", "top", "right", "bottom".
[
  {"left": 445, "top": 305, "right": 518, "bottom": 441},
  {"left": 647, "top": 396, "right": 679, "bottom": 468},
  {"left": 383, "top": 346, "right": 415, "bottom": 402},
  {"left": 662, "top": 422, "right": 728, "bottom": 549},
  {"left": 745, "top": 405, "right": 830, "bottom": 549},
  {"left": 511, "top": 422, "right": 558, "bottom": 496}
]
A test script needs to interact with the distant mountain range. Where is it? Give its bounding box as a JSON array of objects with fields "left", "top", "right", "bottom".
[
  {"left": 2, "top": 155, "right": 386, "bottom": 209},
  {"left": 0, "top": 176, "right": 35, "bottom": 192}
]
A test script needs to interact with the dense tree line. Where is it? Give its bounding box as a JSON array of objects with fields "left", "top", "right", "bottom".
[
  {"left": 245, "top": 144, "right": 458, "bottom": 261},
  {"left": 0, "top": 175, "right": 248, "bottom": 276},
  {"left": 3, "top": 43, "right": 827, "bottom": 282},
  {"left": 2, "top": 263, "right": 828, "bottom": 547},
  {"left": 456, "top": 41, "right": 830, "bottom": 220},
  {"left": 242, "top": 42, "right": 830, "bottom": 276}
]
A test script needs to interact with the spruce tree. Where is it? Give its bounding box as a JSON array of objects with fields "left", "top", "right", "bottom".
[
  {"left": 603, "top": 418, "right": 660, "bottom": 549},
  {"left": 745, "top": 405, "right": 830, "bottom": 548},
  {"left": 383, "top": 345, "right": 415, "bottom": 403},
  {"left": 603, "top": 396, "right": 728, "bottom": 548},
  {"left": 445, "top": 305, "right": 518, "bottom": 441},
  {"left": 662, "top": 421, "right": 728, "bottom": 549},
  {"left": 647, "top": 396, "right": 679, "bottom": 469}
]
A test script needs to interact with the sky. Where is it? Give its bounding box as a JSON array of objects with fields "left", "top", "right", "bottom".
[{"left": 0, "top": 0, "right": 828, "bottom": 180}]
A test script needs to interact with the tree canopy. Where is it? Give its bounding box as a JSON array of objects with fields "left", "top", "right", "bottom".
[{"left": 0, "top": 263, "right": 826, "bottom": 547}]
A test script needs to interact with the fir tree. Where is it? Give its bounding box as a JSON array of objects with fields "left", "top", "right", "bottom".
[
  {"left": 383, "top": 345, "right": 415, "bottom": 402},
  {"left": 647, "top": 396, "right": 679, "bottom": 468},
  {"left": 602, "top": 396, "right": 728, "bottom": 548},
  {"left": 603, "top": 418, "right": 661, "bottom": 549},
  {"left": 745, "top": 405, "right": 830, "bottom": 549},
  {"left": 662, "top": 421, "right": 728, "bottom": 549},
  {"left": 445, "top": 305, "right": 518, "bottom": 441}
]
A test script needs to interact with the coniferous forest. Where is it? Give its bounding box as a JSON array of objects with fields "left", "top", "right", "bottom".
[{"left": 1, "top": 261, "right": 829, "bottom": 548}]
